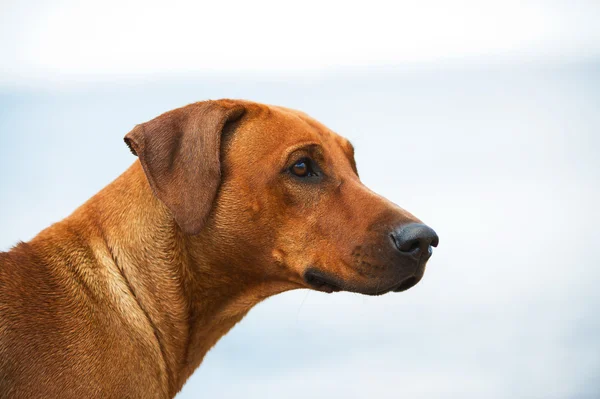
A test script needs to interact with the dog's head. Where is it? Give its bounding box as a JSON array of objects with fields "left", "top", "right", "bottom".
[{"left": 125, "top": 100, "right": 438, "bottom": 296}]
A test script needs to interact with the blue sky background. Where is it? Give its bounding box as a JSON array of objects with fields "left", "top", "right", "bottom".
[{"left": 1, "top": 1, "right": 600, "bottom": 398}]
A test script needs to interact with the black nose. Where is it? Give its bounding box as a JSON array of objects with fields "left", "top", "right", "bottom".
[{"left": 391, "top": 223, "right": 439, "bottom": 255}]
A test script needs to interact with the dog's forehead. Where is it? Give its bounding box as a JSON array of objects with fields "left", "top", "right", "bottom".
[{"left": 237, "top": 102, "right": 352, "bottom": 155}]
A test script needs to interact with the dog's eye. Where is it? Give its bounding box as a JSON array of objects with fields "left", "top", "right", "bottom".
[{"left": 290, "top": 158, "right": 317, "bottom": 178}]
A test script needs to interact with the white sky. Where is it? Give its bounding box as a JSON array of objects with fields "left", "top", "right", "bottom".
[{"left": 1, "top": 0, "right": 599, "bottom": 85}]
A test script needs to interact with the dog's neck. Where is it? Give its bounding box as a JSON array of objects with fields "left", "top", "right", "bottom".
[{"left": 48, "top": 162, "right": 289, "bottom": 395}]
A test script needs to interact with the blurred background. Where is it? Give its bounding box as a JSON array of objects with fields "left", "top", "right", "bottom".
[{"left": 1, "top": 1, "right": 599, "bottom": 398}]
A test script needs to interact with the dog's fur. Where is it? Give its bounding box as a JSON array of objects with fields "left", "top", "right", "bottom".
[{"left": 0, "top": 100, "right": 434, "bottom": 398}]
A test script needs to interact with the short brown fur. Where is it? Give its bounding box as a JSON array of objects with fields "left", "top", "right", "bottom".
[{"left": 0, "top": 100, "right": 434, "bottom": 398}]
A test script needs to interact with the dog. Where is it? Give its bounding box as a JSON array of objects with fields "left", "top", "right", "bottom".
[{"left": 0, "top": 99, "right": 438, "bottom": 398}]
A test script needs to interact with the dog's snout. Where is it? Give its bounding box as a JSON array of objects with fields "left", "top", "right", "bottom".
[{"left": 391, "top": 223, "right": 439, "bottom": 255}]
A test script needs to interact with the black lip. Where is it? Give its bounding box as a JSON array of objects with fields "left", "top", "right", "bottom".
[
  {"left": 304, "top": 268, "right": 343, "bottom": 293},
  {"left": 304, "top": 267, "right": 422, "bottom": 295},
  {"left": 392, "top": 276, "right": 419, "bottom": 292}
]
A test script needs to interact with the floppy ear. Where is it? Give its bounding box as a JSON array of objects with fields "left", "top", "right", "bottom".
[{"left": 124, "top": 101, "right": 245, "bottom": 235}]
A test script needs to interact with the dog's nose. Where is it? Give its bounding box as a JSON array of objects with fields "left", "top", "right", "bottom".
[{"left": 391, "top": 223, "right": 439, "bottom": 255}]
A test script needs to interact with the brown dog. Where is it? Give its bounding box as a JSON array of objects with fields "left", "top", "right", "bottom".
[{"left": 0, "top": 99, "right": 438, "bottom": 398}]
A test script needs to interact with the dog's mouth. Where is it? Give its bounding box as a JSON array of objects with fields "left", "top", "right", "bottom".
[
  {"left": 392, "top": 276, "right": 418, "bottom": 292},
  {"left": 303, "top": 268, "right": 420, "bottom": 295},
  {"left": 304, "top": 269, "right": 343, "bottom": 293}
]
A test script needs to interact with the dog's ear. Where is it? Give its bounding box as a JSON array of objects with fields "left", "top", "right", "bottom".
[{"left": 124, "top": 101, "right": 246, "bottom": 235}]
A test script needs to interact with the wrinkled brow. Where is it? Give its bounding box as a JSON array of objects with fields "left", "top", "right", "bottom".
[{"left": 341, "top": 140, "right": 359, "bottom": 176}]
